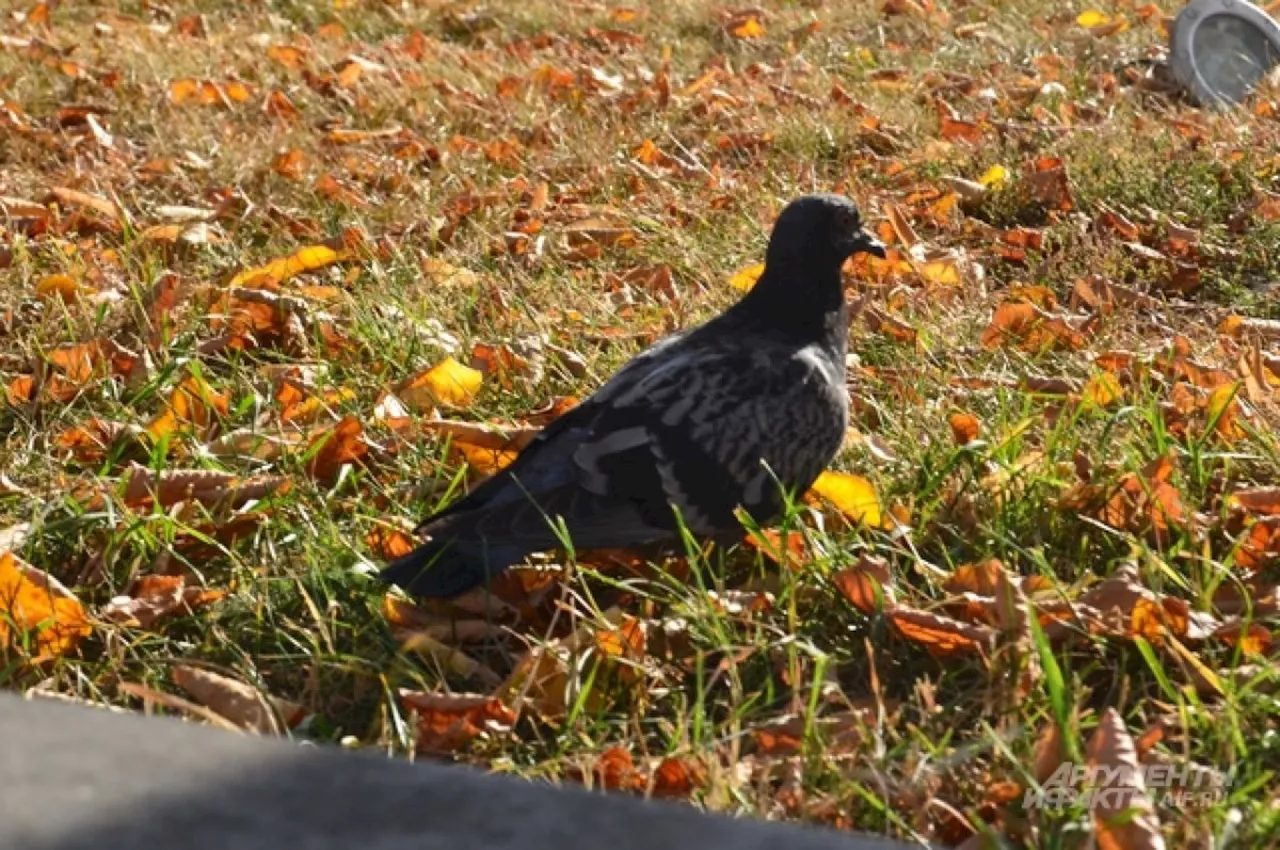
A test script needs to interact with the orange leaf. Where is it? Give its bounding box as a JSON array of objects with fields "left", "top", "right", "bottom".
[
  {"left": 305, "top": 416, "right": 368, "bottom": 482},
  {"left": 146, "top": 375, "right": 229, "bottom": 441},
  {"left": 886, "top": 607, "right": 996, "bottom": 658},
  {"left": 365, "top": 522, "right": 417, "bottom": 560},
  {"left": 399, "top": 690, "right": 517, "bottom": 755},
  {"left": 35, "top": 273, "right": 83, "bottom": 304},
  {"left": 948, "top": 411, "right": 981, "bottom": 445},
  {"left": 651, "top": 756, "right": 707, "bottom": 799},
  {"left": 0, "top": 551, "right": 91, "bottom": 661},
  {"left": 832, "top": 554, "right": 894, "bottom": 614}
]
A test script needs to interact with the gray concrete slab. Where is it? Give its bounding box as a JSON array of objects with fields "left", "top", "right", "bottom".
[{"left": 0, "top": 692, "right": 923, "bottom": 850}]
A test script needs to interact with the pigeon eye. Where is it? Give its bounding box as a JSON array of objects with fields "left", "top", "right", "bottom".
[{"left": 837, "top": 209, "right": 857, "bottom": 230}]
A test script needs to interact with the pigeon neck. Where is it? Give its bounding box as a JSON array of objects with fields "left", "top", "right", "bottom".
[{"left": 737, "top": 260, "right": 848, "bottom": 349}]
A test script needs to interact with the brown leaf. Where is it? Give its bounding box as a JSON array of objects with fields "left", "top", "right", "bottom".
[
  {"left": 832, "top": 553, "right": 894, "bottom": 614},
  {"left": 305, "top": 416, "right": 369, "bottom": 482},
  {"left": 101, "top": 574, "right": 225, "bottom": 629},
  {"left": 398, "top": 690, "right": 517, "bottom": 755},
  {"left": 116, "top": 464, "right": 288, "bottom": 510},
  {"left": 886, "top": 607, "right": 996, "bottom": 658},
  {"left": 172, "top": 664, "right": 305, "bottom": 735},
  {"left": 864, "top": 306, "right": 918, "bottom": 345},
  {"left": 1085, "top": 708, "right": 1166, "bottom": 850},
  {"left": 981, "top": 300, "right": 1086, "bottom": 352},
  {"left": 651, "top": 756, "right": 708, "bottom": 799},
  {"left": 1024, "top": 157, "right": 1074, "bottom": 212}
]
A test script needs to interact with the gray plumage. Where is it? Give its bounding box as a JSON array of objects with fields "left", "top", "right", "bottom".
[{"left": 381, "top": 194, "right": 886, "bottom": 598}]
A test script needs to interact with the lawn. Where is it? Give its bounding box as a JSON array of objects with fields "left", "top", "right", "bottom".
[{"left": 2, "top": 0, "right": 1279, "bottom": 846}]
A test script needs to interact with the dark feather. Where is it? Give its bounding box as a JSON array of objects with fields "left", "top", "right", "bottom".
[{"left": 381, "top": 194, "right": 885, "bottom": 598}]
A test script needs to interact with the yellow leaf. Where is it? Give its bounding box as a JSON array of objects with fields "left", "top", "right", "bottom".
[
  {"left": 810, "top": 471, "right": 883, "bottom": 528},
  {"left": 1207, "top": 382, "right": 1244, "bottom": 441},
  {"left": 731, "top": 16, "right": 766, "bottom": 38},
  {"left": 916, "top": 256, "right": 962, "bottom": 286},
  {"left": 978, "top": 164, "right": 1009, "bottom": 187},
  {"left": 400, "top": 357, "right": 483, "bottom": 410},
  {"left": 1083, "top": 372, "right": 1123, "bottom": 408},
  {"left": 227, "top": 244, "right": 343, "bottom": 289},
  {"left": 729, "top": 262, "right": 765, "bottom": 292},
  {"left": 1076, "top": 10, "right": 1111, "bottom": 27},
  {"left": 454, "top": 442, "right": 519, "bottom": 476},
  {"left": 0, "top": 551, "right": 91, "bottom": 662}
]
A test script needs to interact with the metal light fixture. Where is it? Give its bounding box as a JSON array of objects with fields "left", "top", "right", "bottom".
[{"left": 1169, "top": 0, "right": 1280, "bottom": 106}]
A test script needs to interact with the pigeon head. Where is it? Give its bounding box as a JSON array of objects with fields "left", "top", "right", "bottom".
[
  {"left": 739, "top": 194, "right": 885, "bottom": 336},
  {"left": 765, "top": 194, "right": 885, "bottom": 270}
]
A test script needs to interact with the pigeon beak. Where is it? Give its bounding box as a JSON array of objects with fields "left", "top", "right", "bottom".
[{"left": 851, "top": 228, "right": 887, "bottom": 259}]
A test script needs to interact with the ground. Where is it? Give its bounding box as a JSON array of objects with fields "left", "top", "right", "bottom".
[{"left": 1, "top": 0, "right": 1279, "bottom": 847}]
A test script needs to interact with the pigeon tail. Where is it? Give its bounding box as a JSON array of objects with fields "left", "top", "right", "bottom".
[{"left": 380, "top": 537, "right": 527, "bottom": 598}]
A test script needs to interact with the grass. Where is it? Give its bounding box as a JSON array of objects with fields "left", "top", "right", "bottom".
[{"left": 3, "top": 0, "right": 1280, "bottom": 846}]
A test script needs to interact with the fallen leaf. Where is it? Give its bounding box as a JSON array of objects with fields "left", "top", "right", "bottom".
[
  {"left": 948, "top": 412, "right": 981, "bottom": 445},
  {"left": 227, "top": 244, "right": 345, "bottom": 289},
  {"left": 146, "top": 375, "right": 230, "bottom": 441},
  {"left": 172, "top": 664, "right": 305, "bottom": 735},
  {"left": 35, "top": 273, "right": 83, "bottom": 304},
  {"left": 832, "top": 553, "right": 894, "bottom": 614},
  {"left": 116, "top": 464, "right": 287, "bottom": 511},
  {"left": 101, "top": 574, "right": 225, "bottom": 629},
  {"left": 305, "top": 415, "right": 369, "bottom": 482},
  {"left": 810, "top": 470, "right": 883, "bottom": 528},
  {"left": 728, "top": 262, "right": 765, "bottom": 292},
  {"left": 0, "top": 551, "right": 91, "bottom": 661},
  {"left": 398, "top": 690, "right": 517, "bottom": 755},
  {"left": 886, "top": 607, "right": 997, "bottom": 658},
  {"left": 1085, "top": 708, "right": 1165, "bottom": 850},
  {"left": 398, "top": 357, "right": 483, "bottom": 410}
]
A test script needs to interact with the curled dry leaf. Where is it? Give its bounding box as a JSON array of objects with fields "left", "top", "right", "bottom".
[
  {"left": 226, "top": 243, "right": 347, "bottom": 289},
  {"left": 0, "top": 551, "right": 91, "bottom": 661},
  {"left": 832, "top": 553, "right": 894, "bottom": 614},
  {"left": 116, "top": 464, "right": 288, "bottom": 510},
  {"left": 1099, "top": 454, "right": 1187, "bottom": 543},
  {"left": 365, "top": 519, "right": 417, "bottom": 560},
  {"left": 864, "top": 306, "right": 918, "bottom": 345},
  {"left": 399, "top": 630, "right": 503, "bottom": 688},
  {"left": 651, "top": 755, "right": 709, "bottom": 799},
  {"left": 1085, "top": 708, "right": 1166, "bottom": 850},
  {"left": 55, "top": 418, "right": 145, "bottom": 465},
  {"left": 305, "top": 415, "right": 369, "bottom": 482},
  {"left": 981, "top": 300, "right": 1087, "bottom": 352},
  {"left": 886, "top": 607, "right": 997, "bottom": 658},
  {"left": 172, "top": 664, "right": 305, "bottom": 735},
  {"left": 146, "top": 375, "right": 230, "bottom": 441},
  {"left": 398, "top": 690, "right": 517, "bottom": 755},
  {"left": 101, "top": 574, "right": 225, "bottom": 629}
]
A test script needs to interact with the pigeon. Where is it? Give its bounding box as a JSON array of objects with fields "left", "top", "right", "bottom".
[{"left": 381, "top": 194, "right": 886, "bottom": 598}]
